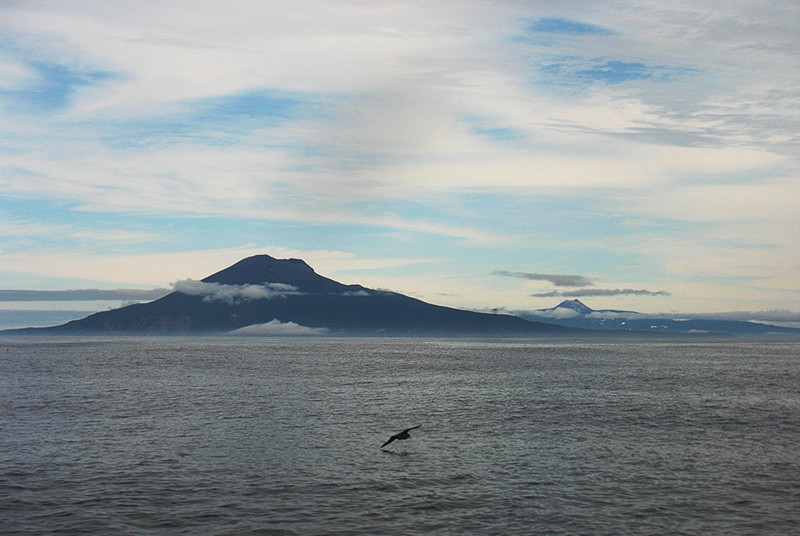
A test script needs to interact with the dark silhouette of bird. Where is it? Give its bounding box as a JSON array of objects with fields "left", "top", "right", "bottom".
[{"left": 381, "top": 425, "right": 421, "bottom": 448}]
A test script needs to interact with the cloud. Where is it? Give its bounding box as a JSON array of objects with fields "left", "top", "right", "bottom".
[
  {"left": 0, "top": 288, "right": 169, "bottom": 301},
  {"left": 493, "top": 270, "right": 594, "bottom": 287},
  {"left": 527, "top": 307, "right": 581, "bottom": 319},
  {"left": 0, "top": 216, "right": 156, "bottom": 243},
  {"left": 340, "top": 290, "right": 370, "bottom": 296},
  {"left": 0, "top": 1, "right": 797, "bottom": 317},
  {"left": 532, "top": 288, "right": 670, "bottom": 297},
  {"left": 171, "top": 279, "right": 300, "bottom": 303},
  {"left": 229, "top": 319, "right": 327, "bottom": 336},
  {"left": 586, "top": 310, "right": 640, "bottom": 320}
]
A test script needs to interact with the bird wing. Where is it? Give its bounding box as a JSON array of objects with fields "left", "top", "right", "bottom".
[{"left": 381, "top": 425, "right": 421, "bottom": 448}]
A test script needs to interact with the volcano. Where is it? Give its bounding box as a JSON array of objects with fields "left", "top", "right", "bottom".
[{"left": 12, "top": 254, "right": 573, "bottom": 337}]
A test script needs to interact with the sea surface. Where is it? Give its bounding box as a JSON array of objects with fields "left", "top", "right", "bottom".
[{"left": 1, "top": 337, "right": 798, "bottom": 535}]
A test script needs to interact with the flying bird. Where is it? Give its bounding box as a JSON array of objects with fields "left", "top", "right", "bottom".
[{"left": 381, "top": 425, "right": 421, "bottom": 448}]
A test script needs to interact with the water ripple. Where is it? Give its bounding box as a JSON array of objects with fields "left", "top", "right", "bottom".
[{"left": 1, "top": 337, "right": 798, "bottom": 535}]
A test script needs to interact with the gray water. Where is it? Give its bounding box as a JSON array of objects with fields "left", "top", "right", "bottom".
[{"left": 1, "top": 337, "right": 798, "bottom": 535}]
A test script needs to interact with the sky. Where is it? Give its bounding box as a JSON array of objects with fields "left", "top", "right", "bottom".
[{"left": 1, "top": 0, "right": 798, "bottom": 329}]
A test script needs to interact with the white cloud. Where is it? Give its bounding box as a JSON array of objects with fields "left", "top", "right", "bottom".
[
  {"left": 229, "top": 319, "right": 327, "bottom": 336},
  {"left": 0, "top": 57, "right": 38, "bottom": 90},
  {"left": 629, "top": 176, "right": 800, "bottom": 223},
  {"left": 2, "top": 1, "right": 796, "bottom": 210},
  {"left": 340, "top": 290, "right": 370, "bottom": 297},
  {"left": 171, "top": 279, "right": 299, "bottom": 303},
  {"left": 587, "top": 310, "right": 640, "bottom": 320},
  {"left": 527, "top": 308, "right": 581, "bottom": 319}
]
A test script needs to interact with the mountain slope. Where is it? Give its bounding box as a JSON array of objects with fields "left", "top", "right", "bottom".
[{"left": 11, "top": 255, "right": 572, "bottom": 336}]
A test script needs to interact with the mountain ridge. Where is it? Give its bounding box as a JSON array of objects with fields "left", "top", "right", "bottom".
[
  {"left": 7, "top": 258, "right": 795, "bottom": 338},
  {"left": 515, "top": 299, "right": 800, "bottom": 337},
  {"left": 6, "top": 254, "right": 574, "bottom": 337}
]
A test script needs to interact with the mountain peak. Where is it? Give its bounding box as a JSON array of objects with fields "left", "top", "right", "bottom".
[
  {"left": 555, "top": 299, "right": 593, "bottom": 315},
  {"left": 202, "top": 254, "right": 322, "bottom": 286}
]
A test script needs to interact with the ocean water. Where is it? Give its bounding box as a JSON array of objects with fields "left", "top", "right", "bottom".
[{"left": 1, "top": 337, "right": 798, "bottom": 535}]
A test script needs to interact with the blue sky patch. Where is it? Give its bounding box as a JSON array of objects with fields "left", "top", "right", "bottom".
[
  {"left": 462, "top": 115, "right": 527, "bottom": 144},
  {"left": 576, "top": 61, "right": 651, "bottom": 84},
  {"left": 527, "top": 18, "right": 614, "bottom": 36},
  {"left": 472, "top": 126, "right": 526, "bottom": 143},
  {"left": 1, "top": 59, "right": 118, "bottom": 113},
  {"left": 190, "top": 90, "right": 325, "bottom": 122},
  {"left": 537, "top": 58, "right": 692, "bottom": 87},
  {"left": 96, "top": 89, "right": 334, "bottom": 149}
]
